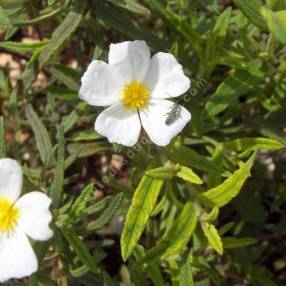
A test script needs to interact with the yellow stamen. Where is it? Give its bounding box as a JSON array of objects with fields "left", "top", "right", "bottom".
[
  {"left": 0, "top": 197, "right": 20, "bottom": 233},
  {"left": 121, "top": 80, "right": 150, "bottom": 109}
]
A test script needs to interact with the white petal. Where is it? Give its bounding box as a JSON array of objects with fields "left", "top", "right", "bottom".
[
  {"left": 15, "top": 192, "right": 53, "bottom": 241},
  {"left": 94, "top": 103, "right": 141, "bottom": 147},
  {"left": 0, "top": 158, "right": 22, "bottom": 203},
  {"left": 140, "top": 100, "right": 191, "bottom": 146},
  {"left": 144, "top": 52, "right": 190, "bottom": 99},
  {"left": 0, "top": 230, "right": 38, "bottom": 282},
  {"left": 79, "top": 60, "right": 123, "bottom": 106},
  {"left": 108, "top": 40, "right": 151, "bottom": 83}
]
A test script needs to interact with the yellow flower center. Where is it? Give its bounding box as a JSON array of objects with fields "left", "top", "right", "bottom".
[
  {"left": 121, "top": 80, "right": 150, "bottom": 109},
  {"left": 0, "top": 197, "right": 20, "bottom": 234}
]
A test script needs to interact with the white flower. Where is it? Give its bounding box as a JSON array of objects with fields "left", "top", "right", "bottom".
[
  {"left": 0, "top": 158, "right": 53, "bottom": 282},
  {"left": 79, "top": 40, "right": 191, "bottom": 147}
]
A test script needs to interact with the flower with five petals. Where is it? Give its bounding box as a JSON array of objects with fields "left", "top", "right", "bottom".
[
  {"left": 79, "top": 40, "right": 191, "bottom": 146},
  {"left": 0, "top": 158, "right": 53, "bottom": 282}
]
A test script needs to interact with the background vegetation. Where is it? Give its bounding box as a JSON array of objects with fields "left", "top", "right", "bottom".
[{"left": 0, "top": 0, "right": 286, "bottom": 285}]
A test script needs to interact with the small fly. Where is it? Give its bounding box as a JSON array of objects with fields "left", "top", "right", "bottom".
[{"left": 165, "top": 102, "right": 182, "bottom": 126}]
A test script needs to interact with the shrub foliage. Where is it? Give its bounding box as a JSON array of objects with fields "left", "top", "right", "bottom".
[{"left": 0, "top": 0, "right": 286, "bottom": 285}]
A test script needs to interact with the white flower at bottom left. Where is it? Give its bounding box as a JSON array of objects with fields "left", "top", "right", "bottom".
[{"left": 0, "top": 158, "right": 53, "bottom": 282}]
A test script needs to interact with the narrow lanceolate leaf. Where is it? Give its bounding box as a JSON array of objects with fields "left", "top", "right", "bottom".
[
  {"left": 67, "top": 142, "right": 111, "bottom": 158},
  {"left": 50, "top": 127, "right": 65, "bottom": 208},
  {"left": 121, "top": 176, "right": 164, "bottom": 261},
  {"left": 20, "top": 46, "right": 45, "bottom": 90},
  {"left": 50, "top": 64, "right": 81, "bottom": 91},
  {"left": 176, "top": 166, "right": 203, "bottom": 184},
  {"left": 85, "top": 192, "right": 124, "bottom": 232},
  {"left": 213, "top": 7, "right": 232, "bottom": 38},
  {"left": 68, "top": 183, "right": 94, "bottom": 223},
  {"left": 139, "top": 202, "right": 197, "bottom": 264},
  {"left": 223, "top": 137, "right": 284, "bottom": 157},
  {"left": 234, "top": 0, "right": 267, "bottom": 30},
  {"left": 222, "top": 237, "right": 257, "bottom": 249},
  {"left": 0, "top": 40, "right": 48, "bottom": 53},
  {"left": 146, "top": 165, "right": 180, "bottom": 180},
  {"left": 61, "top": 227, "right": 97, "bottom": 273},
  {"left": 200, "top": 153, "right": 256, "bottom": 207},
  {"left": 261, "top": 8, "right": 286, "bottom": 44},
  {"left": 25, "top": 104, "right": 53, "bottom": 165},
  {"left": 63, "top": 102, "right": 87, "bottom": 134},
  {"left": 179, "top": 256, "right": 194, "bottom": 286},
  {"left": 0, "top": 117, "right": 7, "bottom": 158},
  {"left": 39, "top": 10, "right": 82, "bottom": 68},
  {"left": 169, "top": 144, "right": 221, "bottom": 173},
  {"left": 204, "top": 60, "right": 264, "bottom": 117},
  {"left": 110, "top": 0, "right": 150, "bottom": 16},
  {"left": 70, "top": 130, "right": 101, "bottom": 142},
  {"left": 201, "top": 223, "right": 223, "bottom": 255}
]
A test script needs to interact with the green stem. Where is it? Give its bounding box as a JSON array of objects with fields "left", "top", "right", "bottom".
[{"left": 13, "top": 7, "right": 64, "bottom": 27}]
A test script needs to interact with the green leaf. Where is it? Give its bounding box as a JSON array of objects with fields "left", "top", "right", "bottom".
[
  {"left": 191, "top": 0, "right": 220, "bottom": 14},
  {"left": 261, "top": 8, "right": 286, "bottom": 44},
  {"left": 70, "top": 130, "right": 102, "bottom": 142},
  {"left": 203, "top": 60, "right": 265, "bottom": 117},
  {"left": 218, "top": 221, "right": 235, "bottom": 235},
  {"left": 108, "top": 0, "right": 150, "bottom": 16},
  {"left": 82, "top": 196, "right": 111, "bottom": 216},
  {"left": 0, "top": 6, "right": 13, "bottom": 29},
  {"left": 213, "top": 7, "right": 232, "bottom": 38},
  {"left": 207, "top": 144, "right": 224, "bottom": 188},
  {"left": 176, "top": 166, "right": 203, "bottom": 184},
  {"left": 146, "top": 164, "right": 202, "bottom": 184},
  {"left": 47, "top": 86, "right": 78, "bottom": 101},
  {"left": 70, "top": 253, "right": 105, "bottom": 278},
  {"left": 143, "top": 0, "right": 202, "bottom": 56},
  {"left": 169, "top": 143, "right": 222, "bottom": 173},
  {"left": 13, "top": 6, "right": 64, "bottom": 27},
  {"left": 92, "top": 0, "right": 168, "bottom": 50},
  {"left": 20, "top": 45, "right": 45, "bottom": 90},
  {"left": 25, "top": 104, "right": 54, "bottom": 165},
  {"left": 139, "top": 202, "right": 197, "bottom": 264},
  {"left": 0, "top": 40, "right": 48, "bottom": 53},
  {"left": 50, "top": 127, "right": 65, "bottom": 208},
  {"left": 179, "top": 255, "right": 194, "bottom": 286},
  {"left": 202, "top": 207, "right": 219, "bottom": 222},
  {"left": 67, "top": 142, "right": 111, "bottom": 158},
  {"left": 267, "top": 0, "right": 286, "bottom": 11},
  {"left": 146, "top": 165, "right": 180, "bottom": 180},
  {"left": 248, "top": 113, "right": 286, "bottom": 145},
  {"left": 222, "top": 236, "right": 257, "bottom": 248},
  {"left": 68, "top": 183, "right": 94, "bottom": 222},
  {"left": 223, "top": 137, "right": 284, "bottom": 157},
  {"left": 200, "top": 153, "right": 256, "bottom": 207},
  {"left": 201, "top": 223, "right": 223, "bottom": 255},
  {"left": 0, "top": 116, "right": 7, "bottom": 158},
  {"left": 234, "top": 0, "right": 267, "bottom": 30},
  {"left": 121, "top": 176, "right": 164, "bottom": 261},
  {"left": 50, "top": 64, "right": 81, "bottom": 92},
  {"left": 61, "top": 227, "right": 97, "bottom": 273},
  {"left": 134, "top": 245, "right": 165, "bottom": 286},
  {"left": 85, "top": 192, "right": 124, "bottom": 232},
  {"left": 38, "top": 10, "right": 82, "bottom": 68},
  {"left": 62, "top": 102, "right": 87, "bottom": 134}
]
